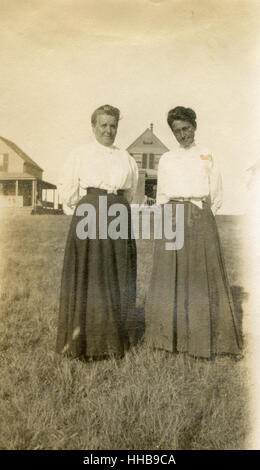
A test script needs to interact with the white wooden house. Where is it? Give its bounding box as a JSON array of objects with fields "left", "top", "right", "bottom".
[
  {"left": 127, "top": 124, "right": 169, "bottom": 203},
  {"left": 0, "top": 136, "right": 59, "bottom": 213}
]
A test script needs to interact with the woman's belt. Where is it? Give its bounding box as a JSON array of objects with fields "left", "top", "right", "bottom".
[
  {"left": 169, "top": 196, "right": 207, "bottom": 202},
  {"left": 87, "top": 187, "right": 125, "bottom": 196}
]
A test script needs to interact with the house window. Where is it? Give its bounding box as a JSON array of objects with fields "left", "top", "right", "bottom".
[
  {"left": 149, "top": 154, "right": 154, "bottom": 169},
  {"left": 142, "top": 153, "right": 155, "bottom": 169},
  {"left": 142, "top": 154, "right": 147, "bottom": 169},
  {"left": 0, "top": 154, "right": 8, "bottom": 171}
]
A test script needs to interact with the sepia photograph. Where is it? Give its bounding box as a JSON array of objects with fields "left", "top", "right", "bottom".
[{"left": 0, "top": 0, "right": 260, "bottom": 454}]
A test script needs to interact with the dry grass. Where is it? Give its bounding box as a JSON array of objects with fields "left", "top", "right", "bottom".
[{"left": 0, "top": 214, "right": 249, "bottom": 449}]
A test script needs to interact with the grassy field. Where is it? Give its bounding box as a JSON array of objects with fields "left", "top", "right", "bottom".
[{"left": 0, "top": 213, "right": 249, "bottom": 450}]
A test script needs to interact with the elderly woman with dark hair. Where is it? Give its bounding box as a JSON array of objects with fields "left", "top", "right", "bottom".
[
  {"left": 56, "top": 104, "right": 138, "bottom": 360},
  {"left": 145, "top": 106, "right": 242, "bottom": 359}
]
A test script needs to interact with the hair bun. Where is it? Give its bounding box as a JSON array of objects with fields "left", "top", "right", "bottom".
[
  {"left": 185, "top": 108, "right": 196, "bottom": 121},
  {"left": 167, "top": 106, "right": 197, "bottom": 129}
]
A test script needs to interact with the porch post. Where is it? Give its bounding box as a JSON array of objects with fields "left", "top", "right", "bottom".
[
  {"left": 32, "top": 179, "right": 36, "bottom": 209},
  {"left": 53, "top": 189, "right": 55, "bottom": 209},
  {"left": 15, "top": 180, "right": 18, "bottom": 196}
]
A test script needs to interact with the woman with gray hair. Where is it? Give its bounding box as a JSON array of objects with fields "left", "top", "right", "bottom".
[{"left": 56, "top": 104, "right": 138, "bottom": 360}]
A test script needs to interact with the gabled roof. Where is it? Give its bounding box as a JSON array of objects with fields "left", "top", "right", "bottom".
[
  {"left": 0, "top": 136, "right": 43, "bottom": 171},
  {"left": 127, "top": 128, "right": 169, "bottom": 154}
]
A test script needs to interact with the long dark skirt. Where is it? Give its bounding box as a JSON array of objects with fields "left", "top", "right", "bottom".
[
  {"left": 145, "top": 200, "right": 243, "bottom": 359},
  {"left": 56, "top": 189, "right": 137, "bottom": 360}
]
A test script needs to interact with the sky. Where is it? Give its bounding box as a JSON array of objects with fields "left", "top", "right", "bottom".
[{"left": 1, "top": 0, "right": 260, "bottom": 213}]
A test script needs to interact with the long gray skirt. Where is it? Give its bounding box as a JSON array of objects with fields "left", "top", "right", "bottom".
[
  {"left": 56, "top": 189, "right": 137, "bottom": 359},
  {"left": 145, "top": 200, "right": 242, "bottom": 359}
]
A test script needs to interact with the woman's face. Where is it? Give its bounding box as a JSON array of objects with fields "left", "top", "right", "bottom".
[
  {"left": 171, "top": 119, "right": 196, "bottom": 148},
  {"left": 92, "top": 113, "right": 118, "bottom": 147}
]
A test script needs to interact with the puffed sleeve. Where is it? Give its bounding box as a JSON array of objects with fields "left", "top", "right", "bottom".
[
  {"left": 209, "top": 156, "right": 223, "bottom": 215},
  {"left": 58, "top": 148, "right": 80, "bottom": 215},
  {"left": 156, "top": 154, "right": 170, "bottom": 205},
  {"left": 124, "top": 156, "right": 139, "bottom": 203}
]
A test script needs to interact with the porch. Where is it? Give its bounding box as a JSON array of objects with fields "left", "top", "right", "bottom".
[{"left": 0, "top": 173, "right": 63, "bottom": 213}]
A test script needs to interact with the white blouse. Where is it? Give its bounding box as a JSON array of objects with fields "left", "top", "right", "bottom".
[
  {"left": 156, "top": 143, "right": 223, "bottom": 215},
  {"left": 58, "top": 138, "right": 139, "bottom": 214}
]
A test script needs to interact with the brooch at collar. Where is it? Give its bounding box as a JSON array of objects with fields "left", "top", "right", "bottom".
[{"left": 200, "top": 154, "right": 213, "bottom": 161}]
